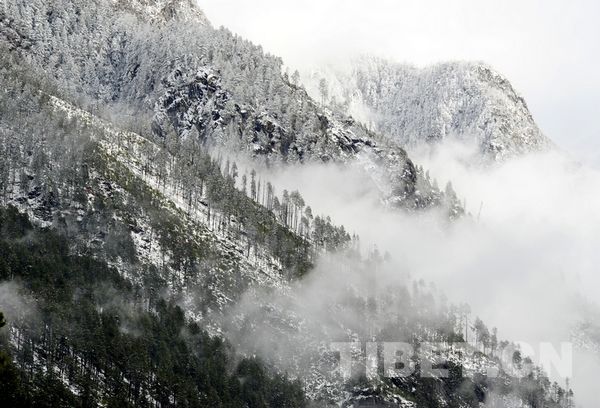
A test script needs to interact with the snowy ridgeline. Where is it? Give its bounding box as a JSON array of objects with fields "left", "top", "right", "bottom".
[
  {"left": 0, "top": 1, "right": 573, "bottom": 406},
  {"left": 303, "top": 56, "right": 551, "bottom": 161},
  {"left": 2, "top": 0, "right": 459, "bottom": 214},
  {"left": 109, "top": 0, "right": 210, "bottom": 24}
]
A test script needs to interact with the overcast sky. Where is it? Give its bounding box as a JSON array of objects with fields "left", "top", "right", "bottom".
[{"left": 198, "top": 0, "right": 600, "bottom": 165}]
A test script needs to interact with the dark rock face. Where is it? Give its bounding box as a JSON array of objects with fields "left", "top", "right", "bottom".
[{"left": 150, "top": 66, "right": 457, "bottom": 213}]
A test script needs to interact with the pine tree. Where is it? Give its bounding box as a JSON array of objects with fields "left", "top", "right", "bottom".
[
  {"left": 318, "top": 78, "right": 328, "bottom": 106},
  {"left": 231, "top": 162, "right": 238, "bottom": 183},
  {"left": 291, "top": 70, "right": 300, "bottom": 88},
  {"left": 266, "top": 182, "right": 274, "bottom": 210},
  {"left": 250, "top": 169, "right": 257, "bottom": 201},
  {"left": 241, "top": 174, "right": 247, "bottom": 196}
]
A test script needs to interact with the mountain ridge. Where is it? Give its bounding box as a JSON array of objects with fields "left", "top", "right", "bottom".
[
  {"left": 305, "top": 56, "right": 551, "bottom": 161},
  {"left": 1, "top": 0, "right": 462, "bottom": 215},
  {"left": 111, "top": 0, "right": 210, "bottom": 24},
  {"left": 0, "top": 1, "right": 574, "bottom": 407}
]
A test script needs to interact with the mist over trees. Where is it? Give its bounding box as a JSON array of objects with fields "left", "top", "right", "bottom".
[
  {"left": 3, "top": 0, "right": 462, "bottom": 214},
  {"left": 0, "top": 0, "right": 576, "bottom": 407},
  {"left": 0, "top": 207, "right": 306, "bottom": 407}
]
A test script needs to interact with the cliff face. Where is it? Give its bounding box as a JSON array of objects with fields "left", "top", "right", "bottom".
[{"left": 306, "top": 57, "right": 551, "bottom": 161}]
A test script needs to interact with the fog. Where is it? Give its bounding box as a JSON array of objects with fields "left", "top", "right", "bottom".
[
  {"left": 191, "top": 9, "right": 600, "bottom": 400},
  {"left": 227, "top": 140, "right": 599, "bottom": 406},
  {"left": 0, "top": 281, "right": 37, "bottom": 329}
]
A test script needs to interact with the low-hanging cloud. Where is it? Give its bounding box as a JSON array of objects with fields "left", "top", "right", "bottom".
[
  {"left": 225, "top": 138, "right": 600, "bottom": 406},
  {"left": 0, "top": 281, "right": 38, "bottom": 329}
]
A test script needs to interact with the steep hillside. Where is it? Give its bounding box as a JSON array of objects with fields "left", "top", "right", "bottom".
[
  {"left": 0, "top": 48, "right": 348, "bottom": 405},
  {"left": 306, "top": 57, "right": 551, "bottom": 161},
  {"left": 0, "top": 0, "right": 461, "bottom": 214},
  {"left": 0, "top": 207, "right": 307, "bottom": 407},
  {"left": 0, "top": 1, "right": 574, "bottom": 407}
]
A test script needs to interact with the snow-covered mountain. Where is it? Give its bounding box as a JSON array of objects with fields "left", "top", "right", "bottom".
[
  {"left": 1, "top": 0, "right": 463, "bottom": 214},
  {"left": 305, "top": 56, "right": 551, "bottom": 161},
  {"left": 0, "top": 1, "right": 574, "bottom": 407}
]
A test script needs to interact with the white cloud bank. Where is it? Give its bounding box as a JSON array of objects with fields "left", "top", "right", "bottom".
[
  {"left": 196, "top": 1, "right": 600, "bottom": 403},
  {"left": 260, "top": 140, "right": 600, "bottom": 406}
]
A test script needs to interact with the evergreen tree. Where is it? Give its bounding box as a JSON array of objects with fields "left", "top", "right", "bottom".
[{"left": 319, "top": 78, "right": 329, "bottom": 105}]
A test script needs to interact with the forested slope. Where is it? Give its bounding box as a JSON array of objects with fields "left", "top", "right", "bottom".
[
  {"left": 0, "top": 206, "right": 306, "bottom": 407},
  {"left": 0, "top": 1, "right": 574, "bottom": 407},
  {"left": 1, "top": 0, "right": 462, "bottom": 214}
]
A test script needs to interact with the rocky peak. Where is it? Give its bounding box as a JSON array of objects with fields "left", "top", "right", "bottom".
[{"left": 307, "top": 56, "right": 551, "bottom": 161}]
